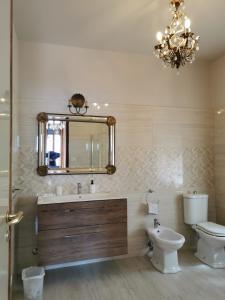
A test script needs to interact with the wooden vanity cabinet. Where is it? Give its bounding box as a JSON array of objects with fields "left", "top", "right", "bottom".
[{"left": 37, "top": 199, "right": 127, "bottom": 266}]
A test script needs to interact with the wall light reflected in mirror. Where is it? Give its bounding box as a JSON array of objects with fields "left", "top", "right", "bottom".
[
  {"left": 0, "top": 90, "right": 10, "bottom": 104},
  {"left": 0, "top": 97, "right": 6, "bottom": 103},
  {"left": 0, "top": 113, "right": 10, "bottom": 117}
]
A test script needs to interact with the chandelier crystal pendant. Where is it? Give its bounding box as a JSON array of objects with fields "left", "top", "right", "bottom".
[{"left": 154, "top": 0, "right": 200, "bottom": 69}]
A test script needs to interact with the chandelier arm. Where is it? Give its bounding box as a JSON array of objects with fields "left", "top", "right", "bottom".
[
  {"left": 68, "top": 106, "right": 74, "bottom": 114},
  {"left": 68, "top": 105, "right": 88, "bottom": 116}
]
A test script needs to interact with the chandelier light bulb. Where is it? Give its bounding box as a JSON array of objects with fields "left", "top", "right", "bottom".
[
  {"left": 184, "top": 18, "right": 191, "bottom": 29},
  {"left": 156, "top": 31, "right": 163, "bottom": 42}
]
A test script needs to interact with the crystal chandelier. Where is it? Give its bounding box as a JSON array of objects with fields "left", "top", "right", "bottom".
[
  {"left": 154, "top": 0, "right": 200, "bottom": 69},
  {"left": 47, "top": 120, "right": 65, "bottom": 134}
]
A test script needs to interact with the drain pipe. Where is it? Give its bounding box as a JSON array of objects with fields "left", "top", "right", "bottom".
[{"left": 147, "top": 240, "right": 154, "bottom": 258}]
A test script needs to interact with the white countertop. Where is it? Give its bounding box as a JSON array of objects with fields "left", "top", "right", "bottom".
[{"left": 37, "top": 193, "right": 125, "bottom": 205}]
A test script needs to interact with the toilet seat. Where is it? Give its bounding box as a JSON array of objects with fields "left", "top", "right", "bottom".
[{"left": 196, "top": 222, "right": 225, "bottom": 237}]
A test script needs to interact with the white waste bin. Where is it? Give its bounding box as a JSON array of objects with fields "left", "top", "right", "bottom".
[{"left": 22, "top": 266, "right": 45, "bottom": 300}]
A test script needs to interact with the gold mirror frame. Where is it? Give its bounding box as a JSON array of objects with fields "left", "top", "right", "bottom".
[{"left": 37, "top": 113, "right": 116, "bottom": 176}]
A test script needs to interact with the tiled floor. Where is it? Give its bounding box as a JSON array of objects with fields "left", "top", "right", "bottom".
[{"left": 13, "top": 251, "right": 225, "bottom": 300}]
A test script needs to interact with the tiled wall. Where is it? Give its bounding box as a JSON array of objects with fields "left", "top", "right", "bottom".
[
  {"left": 211, "top": 54, "right": 225, "bottom": 225},
  {"left": 214, "top": 114, "right": 225, "bottom": 225},
  {"left": 14, "top": 41, "right": 216, "bottom": 272},
  {"left": 14, "top": 102, "right": 216, "bottom": 272}
]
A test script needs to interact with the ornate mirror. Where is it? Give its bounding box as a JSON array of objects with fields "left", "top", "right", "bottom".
[{"left": 37, "top": 113, "right": 116, "bottom": 176}]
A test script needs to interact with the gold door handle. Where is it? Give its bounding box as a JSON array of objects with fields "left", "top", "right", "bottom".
[{"left": 6, "top": 211, "right": 23, "bottom": 226}]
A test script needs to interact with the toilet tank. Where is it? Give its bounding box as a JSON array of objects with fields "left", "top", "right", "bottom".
[{"left": 183, "top": 194, "right": 208, "bottom": 225}]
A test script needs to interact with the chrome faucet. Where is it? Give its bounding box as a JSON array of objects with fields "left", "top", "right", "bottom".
[
  {"left": 154, "top": 218, "right": 160, "bottom": 229},
  {"left": 77, "top": 183, "right": 82, "bottom": 194}
]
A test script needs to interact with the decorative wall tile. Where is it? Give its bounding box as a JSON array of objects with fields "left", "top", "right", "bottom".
[
  {"left": 14, "top": 103, "right": 216, "bottom": 272},
  {"left": 18, "top": 145, "right": 214, "bottom": 196}
]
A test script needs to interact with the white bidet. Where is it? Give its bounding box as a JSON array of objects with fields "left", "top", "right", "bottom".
[{"left": 147, "top": 226, "right": 185, "bottom": 274}]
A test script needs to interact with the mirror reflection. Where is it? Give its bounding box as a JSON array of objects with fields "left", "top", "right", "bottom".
[{"left": 45, "top": 120, "right": 109, "bottom": 170}]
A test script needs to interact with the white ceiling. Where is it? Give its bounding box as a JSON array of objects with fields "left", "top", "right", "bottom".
[{"left": 14, "top": 0, "right": 225, "bottom": 60}]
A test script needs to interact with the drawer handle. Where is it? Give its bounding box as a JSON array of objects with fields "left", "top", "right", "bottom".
[{"left": 64, "top": 234, "right": 76, "bottom": 239}]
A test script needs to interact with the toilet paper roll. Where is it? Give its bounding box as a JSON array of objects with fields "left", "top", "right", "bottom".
[{"left": 146, "top": 197, "right": 159, "bottom": 215}]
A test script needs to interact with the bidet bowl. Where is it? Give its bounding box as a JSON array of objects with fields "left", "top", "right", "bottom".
[
  {"left": 147, "top": 226, "right": 185, "bottom": 273},
  {"left": 148, "top": 227, "right": 185, "bottom": 251}
]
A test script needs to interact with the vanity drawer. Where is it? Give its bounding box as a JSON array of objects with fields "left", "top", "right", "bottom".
[
  {"left": 38, "top": 199, "right": 127, "bottom": 231},
  {"left": 38, "top": 223, "right": 127, "bottom": 265}
]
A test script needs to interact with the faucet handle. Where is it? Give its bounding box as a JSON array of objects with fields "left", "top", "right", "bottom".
[{"left": 154, "top": 218, "right": 160, "bottom": 227}]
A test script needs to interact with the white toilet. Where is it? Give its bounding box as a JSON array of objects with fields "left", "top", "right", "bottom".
[
  {"left": 183, "top": 193, "right": 225, "bottom": 268},
  {"left": 147, "top": 226, "right": 185, "bottom": 274}
]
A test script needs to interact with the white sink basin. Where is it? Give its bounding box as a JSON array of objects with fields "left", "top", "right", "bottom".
[{"left": 38, "top": 193, "right": 124, "bottom": 205}]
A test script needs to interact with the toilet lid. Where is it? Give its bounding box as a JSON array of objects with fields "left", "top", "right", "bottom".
[{"left": 196, "top": 222, "right": 225, "bottom": 237}]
